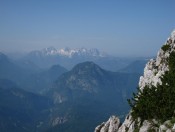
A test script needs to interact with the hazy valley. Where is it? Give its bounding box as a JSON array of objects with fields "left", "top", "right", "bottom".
[{"left": 0, "top": 48, "right": 146, "bottom": 131}]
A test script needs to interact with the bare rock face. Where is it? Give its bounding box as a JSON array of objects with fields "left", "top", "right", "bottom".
[
  {"left": 95, "top": 30, "right": 175, "bottom": 132},
  {"left": 95, "top": 116, "right": 120, "bottom": 132},
  {"left": 117, "top": 114, "right": 135, "bottom": 132}
]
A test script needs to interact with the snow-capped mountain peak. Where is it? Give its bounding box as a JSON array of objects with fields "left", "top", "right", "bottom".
[
  {"left": 58, "top": 47, "right": 79, "bottom": 57},
  {"left": 42, "top": 47, "right": 57, "bottom": 55},
  {"left": 58, "top": 47, "right": 107, "bottom": 58},
  {"left": 38, "top": 47, "right": 107, "bottom": 58}
]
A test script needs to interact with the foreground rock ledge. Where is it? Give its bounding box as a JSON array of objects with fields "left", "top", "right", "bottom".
[{"left": 95, "top": 116, "right": 120, "bottom": 132}]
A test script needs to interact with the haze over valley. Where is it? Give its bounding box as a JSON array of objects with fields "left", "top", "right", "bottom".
[{"left": 0, "top": 49, "right": 144, "bottom": 131}]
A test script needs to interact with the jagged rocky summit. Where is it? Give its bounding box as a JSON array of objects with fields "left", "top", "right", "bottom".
[
  {"left": 95, "top": 30, "right": 175, "bottom": 132},
  {"left": 30, "top": 47, "right": 106, "bottom": 58}
]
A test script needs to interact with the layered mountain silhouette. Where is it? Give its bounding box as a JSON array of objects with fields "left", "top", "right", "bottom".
[
  {"left": 119, "top": 59, "right": 148, "bottom": 74},
  {"left": 0, "top": 51, "right": 143, "bottom": 131},
  {"left": 0, "top": 79, "right": 52, "bottom": 132},
  {"left": 46, "top": 61, "right": 140, "bottom": 132},
  {"left": 0, "top": 52, "right": 67, "bottom": 93}
]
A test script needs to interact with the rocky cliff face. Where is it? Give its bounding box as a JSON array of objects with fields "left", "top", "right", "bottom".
[
  {"left": 95, "top": 116, "right": 120, "bottom": 132},
  {"left": 95, "top": 30, "right": 175, "bottom": 132}
]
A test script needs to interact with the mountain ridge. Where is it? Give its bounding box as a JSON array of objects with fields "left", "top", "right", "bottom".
[
  {"left": 95, "top": 30, "right": 175, "bottom": 132},
  {"left": 46, "top": 61, "right": 140, "bottom": 132},
  {"left": 28, "top": 47, "right": 107, "bottom": 58}
]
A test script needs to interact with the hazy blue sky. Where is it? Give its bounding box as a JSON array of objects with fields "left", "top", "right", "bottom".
[{"left": 0, "top": 0, "right": 175, "bottom": 57}]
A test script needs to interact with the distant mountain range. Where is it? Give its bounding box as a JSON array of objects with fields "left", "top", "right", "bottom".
[
  {"left": 22, "top": 47, "right": 134, "bottom": 71},
  {"left": 0, "top": 50, "right": 148, "bottom": 131},
  {"left": 119, "top": 60, "right": 148, "bottom": 74},
  {"left": 30, "top": 47, "right": 107, "bottom": 58},
  {"left": 0, "top": 52, "right": 67, "bottom": 93}
]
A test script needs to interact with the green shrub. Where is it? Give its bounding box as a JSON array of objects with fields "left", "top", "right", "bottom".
[
  {"left": 148, "top": 128, "right": 156, "bottom": 132},
  {"left": 128, "top": 51, "right": 175, "bottom": 123},
  {"left": 133, "top": 128, "right": 139, "bottom": 132},
  {"left": 161, "top": 44, "right": 170, "bottom": 52},
  {"left": 125, "top": 127, "right": 129, "bottom": 132}
]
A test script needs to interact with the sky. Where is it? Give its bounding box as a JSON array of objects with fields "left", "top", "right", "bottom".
[{"left": 0, "top": 0, "right": 175, "bottom": 57}]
